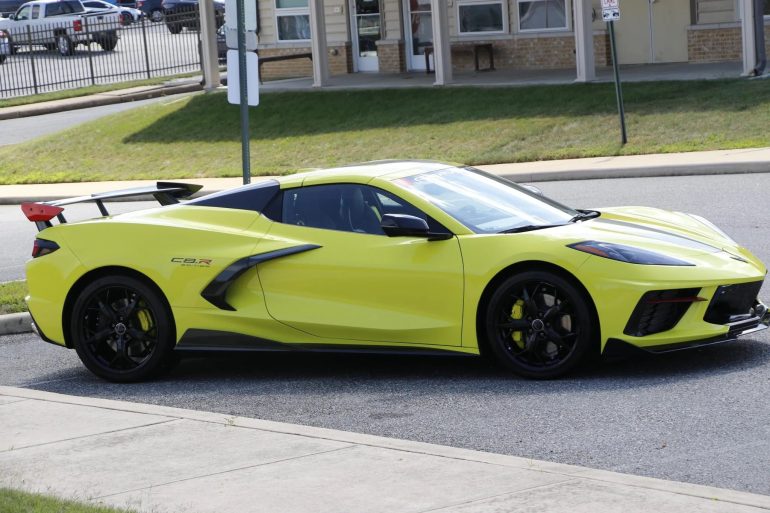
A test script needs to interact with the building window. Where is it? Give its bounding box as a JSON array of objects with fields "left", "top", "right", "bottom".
[
  {"left": 458, "top": 0, "right": 507, "bottom": 34},
  {"left": 517, "top": 0, "right": 568, "bottom": 31},
  {"left": 276, "top": 0, "right": 310, "bottom": 41}
]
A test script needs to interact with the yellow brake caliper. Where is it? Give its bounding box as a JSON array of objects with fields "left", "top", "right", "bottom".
[
  {"left": 511, "top": 299, "right": 525, "bottom": 349},
  {"left": 136, "top": 308, "right": 153, "bottom": 332}
]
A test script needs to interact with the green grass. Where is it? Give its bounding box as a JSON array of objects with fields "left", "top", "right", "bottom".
[
  {"left": 0, "top": 488, "right": 135, "bottom": 513},
  {"left": 2, "top": 79, "right": 770, "bottom": 184},
  {"left": 0, "top": 281, "right": 27, "bottom": 315},
  {"left": 0, "top": 76, "right": 196, "bottom": 109}
]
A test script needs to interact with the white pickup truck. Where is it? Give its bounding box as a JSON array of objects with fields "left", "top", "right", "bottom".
[{"left": 0, "top": 0, "right": 121, "bottom": 56}]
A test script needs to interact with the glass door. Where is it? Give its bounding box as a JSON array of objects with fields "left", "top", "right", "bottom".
[
  {"left": 351, "top": 0, "right": 381, "bottom": 72},
  {"left": 404, "top": 0, "right": 432, "bottom": 70}
]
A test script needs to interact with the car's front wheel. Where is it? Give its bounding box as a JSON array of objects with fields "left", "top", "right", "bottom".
[
  {"left": 71, "top": 274, "right": 176, "bottom": 382},
  {"left": 484, "top": 270, "right": 595, "bottom": 379}
]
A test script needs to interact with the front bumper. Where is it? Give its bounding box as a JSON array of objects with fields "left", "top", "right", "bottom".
[{"left": 607, "top": 299, "right": 770, "bottom": 355}]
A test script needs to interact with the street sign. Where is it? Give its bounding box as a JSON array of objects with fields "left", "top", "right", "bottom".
[
  {"left": 601, "top": 0, "right": 620, "bottom": 21},
  {"left": 227, "top": 50, "right": 259, "bottom": 106},
  {"left": 225, "top": 0, "right": 257, "bottom": 31}
]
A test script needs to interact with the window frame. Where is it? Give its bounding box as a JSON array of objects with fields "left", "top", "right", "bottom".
[
  {"left": 456, "top": 0, "right": 508, "bottom": 36},
  {"left": 516, "top": 0, "right": 571, "bottom": 33},
  {"left": 274, "top": 183, "right": 451, "bottom": 237},
  {"left": 275, "top": 0, "right": 310, "bottom": 42}
]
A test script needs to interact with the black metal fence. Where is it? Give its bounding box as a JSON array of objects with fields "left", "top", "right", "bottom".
[{"left": 0, "top": 11, "right": 204, "bottom": 99}]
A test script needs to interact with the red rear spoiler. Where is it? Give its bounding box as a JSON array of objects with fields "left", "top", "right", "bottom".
[{"left": 21, "top": 181, "right": 203, "bottom": 231}]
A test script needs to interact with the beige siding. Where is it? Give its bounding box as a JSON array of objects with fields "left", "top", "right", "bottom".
[
  {"left": 695, "top": 0, "right": 736, "bottom": 23},
  {"left": 258, "top": 0, "right": 275, "bottom": 42},
  {"left": 382, "top": 0, "right": 402, "bottom": 40},
  {"left": 257, "top": 0, "right": 349, "bottom": 45}
]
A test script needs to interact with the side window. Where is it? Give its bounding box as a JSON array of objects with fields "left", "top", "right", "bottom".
[
  {"left": 31, "top": 4, "right": 40, "bottom": 18},
  {"left": 15, "top": 5, "right": 31, "bottom": 19},
  {"left": 280, "top": 184, "right": 443, "bottom": 236},
  {"left": 45, "top": 3, "right": 61, "bottom": 15}
]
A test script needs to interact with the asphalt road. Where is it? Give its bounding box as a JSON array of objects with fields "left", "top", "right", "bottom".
[{"left": 2, "top": 172, "right": 770, "bottom": 495}]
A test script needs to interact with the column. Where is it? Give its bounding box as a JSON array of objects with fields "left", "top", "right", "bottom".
[
  {"left": 740, "top": 0, "right": 756, "bottom": 76},
  {"left": 430, "top": 0, "right": 452, "bottom": 85},
  {"left": 574, "top": 0, "right": 595, "bottom": 82},
  {"left": 199, "top": 0, "right": 221, "bottom": 90},
  {"left": 309, "top": 0, "right": 330, "bottom": 87}
]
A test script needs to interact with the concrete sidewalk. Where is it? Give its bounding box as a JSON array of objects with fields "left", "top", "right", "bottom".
[
  {"left": 1, "top": 386, "right": 768, "bottom": 513},
  {"left": 2, "top": 147, "right": 770, "bottom": 205}
]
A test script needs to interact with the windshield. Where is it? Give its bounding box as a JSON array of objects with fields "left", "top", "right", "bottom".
[{"left": 393, "top": 167, "right": 578, "bottom": 234}]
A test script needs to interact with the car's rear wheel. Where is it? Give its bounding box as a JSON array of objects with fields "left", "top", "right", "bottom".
[
  {"left": 71, "top": 275, "right": 175, "bottom": 382},
  {"left": 56, "top": 34, "right": 75, "bottom": 56},
  {"left": 150, "top": 8, "right": 164, "bottom": 22},
  {"left": 484, "top": 270, "right": 593, "bottom": 379}
]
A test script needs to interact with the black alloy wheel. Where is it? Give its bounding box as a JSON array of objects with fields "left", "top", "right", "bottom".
[
  {"left": 485, "top": 270, "right": 594, "bottom": 379},
  {"left": 56, "top": 34, "right": 75, "bottom": 56},
  {"left": 71, "top": 275, "right": 175, "bottom": 382}
]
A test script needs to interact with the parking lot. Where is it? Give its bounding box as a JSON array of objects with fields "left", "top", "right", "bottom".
[
  {"left": 2, "top": 172, "right": 769, "bottom": 495},
  {"left": 0, "top": 20, "right": 201, "bottom": 98}
]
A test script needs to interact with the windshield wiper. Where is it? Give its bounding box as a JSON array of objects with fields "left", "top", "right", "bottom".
[
  {"left": 569, "top": 210, "right": 601, "bottom": 223},
  {"left": 499, "top": 223, "right": 567, "bottom": 234}
]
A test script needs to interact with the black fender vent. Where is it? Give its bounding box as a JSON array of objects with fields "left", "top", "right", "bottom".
[{"left": 624, "top": 288, "right": 703, "bottom": 337}]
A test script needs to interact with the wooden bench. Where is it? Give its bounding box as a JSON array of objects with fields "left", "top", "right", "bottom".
[
  {"left": 258, "top": 52, "right": 313, "bottom": 82},
  {"left": 423, "top": 43, "right": 495, "bottom": 74}
]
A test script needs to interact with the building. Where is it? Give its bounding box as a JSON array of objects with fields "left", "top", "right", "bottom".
[{"left": 253, "top": 0, "right": 770, "bottom": 82}]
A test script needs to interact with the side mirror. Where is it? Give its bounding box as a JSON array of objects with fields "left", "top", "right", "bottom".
[
  {"left": 381, "top": 214, "right": 430, "bottom": 237},
  {"left": 522, "top": 184, "right": 543, "bottom": 196},
  {"left": 380, "top": 214, "right": 453, "bottom": 241},
  {"left": 8, "top": 14, "right": 15, "bottom": 19}
]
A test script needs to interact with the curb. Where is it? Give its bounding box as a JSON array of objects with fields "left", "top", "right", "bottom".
[
  {"left": 0, "top": 312, "right": 32, "bottom": 335},
  {"left": 2, "top": 385, "right": 770, "bottom": 511},
  {"left": 0, "top": 82, "right": 203, "bottom": 121}
]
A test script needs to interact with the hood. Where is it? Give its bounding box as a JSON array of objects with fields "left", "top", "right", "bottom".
[{"left": 555, "top": 206, "right": 754, "bottom": 261}]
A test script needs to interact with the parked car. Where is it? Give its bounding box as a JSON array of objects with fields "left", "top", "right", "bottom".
[
  {"left": 20, "top": 161, "right": 770, "bottom": 382},
  {"left": 216, "top": 22, "right": 224, "bottom": 61},
  {"left": 162, "top": 0, "right": 223, "bottom": 34},
  {"left": 82, "top": 0, "right": 142, "bottom": 24},
  {"left": 0, "top": 27, "right": 9, "bottom": 63},
  {"left": 0, "top": 0, "right": 122, "bottom": 55},
  {"left": 0, "top": 0, "right": 24, "bottom": 17},
  {"left": 135, "top": 0, "right": 161, "bottom": 22}
]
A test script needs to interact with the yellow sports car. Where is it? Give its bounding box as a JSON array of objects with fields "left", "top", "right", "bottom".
[{"left": 22, "top": 161, "right": 769, "bottom": 381}]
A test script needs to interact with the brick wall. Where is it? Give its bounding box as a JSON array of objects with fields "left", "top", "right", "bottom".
[
  {"left": 447, "top": 33, "right": 610, "bottom": 72},
  {"left": 688, "top": 24, "right": 770, "bottom": 62},
  {"left": 376, "top": 40, "right": 405, "bottom": 73},
  {"left": 258, "top": 44, "right": 352, "bottom": 80}
]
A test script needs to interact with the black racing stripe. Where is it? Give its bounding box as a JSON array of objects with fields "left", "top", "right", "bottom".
[{"left": 595, "top": 219, "right": 721, "bottom": 253}]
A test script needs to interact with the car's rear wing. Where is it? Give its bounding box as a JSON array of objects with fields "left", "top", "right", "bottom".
[{"left": 21, "top": 181, "right": 203, "bottom": 231}]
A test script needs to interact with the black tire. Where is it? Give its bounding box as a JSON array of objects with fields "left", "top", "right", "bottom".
[
  {"left": 70, "top": 274, "right": 176, "bottom": 382},
  {"left": 0, "top": 55, "right": 5, "bottom": 65},
  {"left": 166, "top": 22, "right": 182, "bottom": 34},
  {"left": 43, "top": 43, "right": 56, "bottom": 51},
  {"left": 56, "top": 33, "right": 75, "bottom": 56},
  {"left": 484, "top": 270, "right": 595, "bottom": 379},
  {"left": 99, "top": 34, "right": 118, "bottom": 52},
  {"left": 120, "top": 11, "right": 133, "bottom": 25},
  {"left": 150, "top": 8, "right": 164, "bottom": 22}
]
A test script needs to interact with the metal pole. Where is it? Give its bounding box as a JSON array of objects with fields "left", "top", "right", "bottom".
[
  {"left": 84, "top": 18, "right": 96, "bottom": 86},
  {"left": 607, "top": 20, "right": 627, "bottom": 144},
  {"left": 236, "top": 0, "right": 250, "bottom": 184},
  {"left": 26, "top": 26, "right": 38, "bottom": 95},
  {"left": 140, "top": 16, "right": 152, "bottom": 80}
]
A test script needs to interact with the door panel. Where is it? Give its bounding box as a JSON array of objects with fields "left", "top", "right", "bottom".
[
  {"left": 351, "top": 0, "right": 381, "bottom": 72},
  {"left": 258, "top": 224, "right": 464, "bottom": 346},
  {"left": 405, "top": 0, "right": 432, "bottom": 70},
  {"left": 650, "top": 0, "right": 689, "bottom": 62}
]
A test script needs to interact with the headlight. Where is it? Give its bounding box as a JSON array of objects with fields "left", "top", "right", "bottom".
[
  {"left": 568, "top": 241, "right": 694, "bottom": 266},
  {"left": 684, "top": 213, "right": 735, "bottom": 243}
]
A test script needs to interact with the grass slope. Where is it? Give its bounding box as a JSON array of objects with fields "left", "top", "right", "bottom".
[
  {"left": 0, "top": 488, "right": 135, "bottom": 513},
  {"left": 0, "top": 281, "right": 27, "bottom": 315},
  {"left": 1, "top": 79, "right": 769, "bottom": 184}
]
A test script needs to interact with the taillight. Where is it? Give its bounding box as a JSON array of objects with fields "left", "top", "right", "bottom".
[
  {"left": 21, "top": 202, "right": 64, "bottom": 222},
  {"left": 73, "top": 19, "right": 82, "bottom": 31},
  {"left": 32, "top": 239, "right": 60, "bottom": 258}
]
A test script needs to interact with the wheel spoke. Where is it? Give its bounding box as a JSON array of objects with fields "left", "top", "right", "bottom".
[
  {"left": 85, "top": 328, "right": 112, "bottom": 346},
  {"left": 97, "top": 300, "right": 117, "bottom": 323}
]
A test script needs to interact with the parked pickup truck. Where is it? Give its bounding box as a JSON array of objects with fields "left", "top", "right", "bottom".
[{"left": 0, "top": 0, "right": 121, "bottom": 56}]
